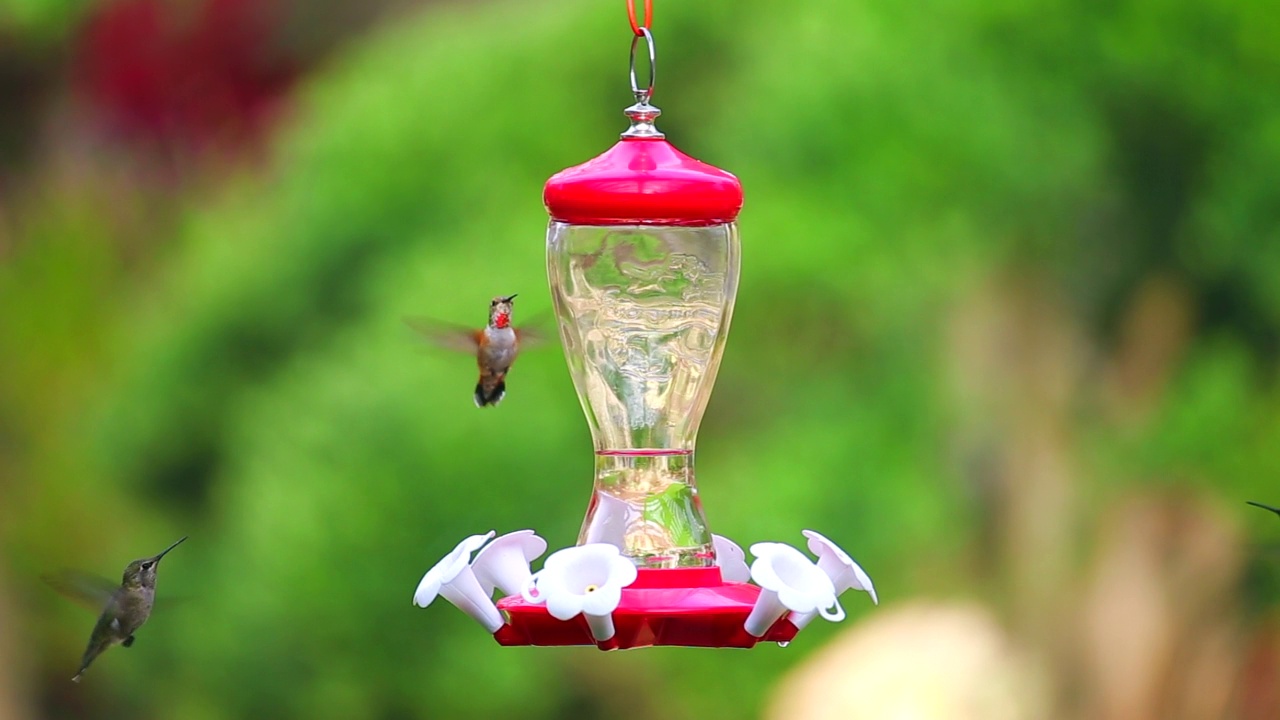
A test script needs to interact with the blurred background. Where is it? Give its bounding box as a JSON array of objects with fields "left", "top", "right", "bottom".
[{"left": 1, "top": 0, "right": 1279, "bottom": 717}]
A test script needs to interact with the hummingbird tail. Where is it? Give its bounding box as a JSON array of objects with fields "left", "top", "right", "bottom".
[{"left": 474, "top": 380, "right": 506, "bottom": 407}]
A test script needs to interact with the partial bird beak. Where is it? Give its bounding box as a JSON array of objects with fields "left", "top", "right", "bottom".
[
  {"left": 503, "top": 294, "right": 518, "bottom": 303},
  {"left": 1247, "top": 501, "right": 1280, "bottom": 517},
  {"left": 151, "top": 536, "right": 189, "bottom": 563}
]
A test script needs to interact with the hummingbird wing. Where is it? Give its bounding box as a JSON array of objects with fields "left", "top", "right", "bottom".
[
  {"left": 514, "top": 326, "right": 547, "bottom": 350},
  {"left": 44, "top": 571, "right": 192, "bottom": 612},
  {"left": 514, "top": 308, "right": 557, "bottom": 351},
  {"left": 403, "top": 316, "right": 482, "bottom": 354},
  {"left": 43, "top": 571, "right": 119, "bottom": 612}
]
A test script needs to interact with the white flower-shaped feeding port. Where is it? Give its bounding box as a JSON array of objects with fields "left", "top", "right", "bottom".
[
  {"left": 521, "top": 543, "right": 639, "bottom": 642},
  {"left": 713, "top": 534, "right": 751, "bottom": 583},
  {"left": 790, "top": 529, "right": 878, "bottom": 630},
  {"left": 744, "top": 542, "right": 844, "bottom": 637},
  {"left": 413, "top": 531, "right": 505, "bottom": 633},
  {"left": 472, "top": 529, "right": 548, "bottom": 597},
  {"left": 581, "top": 492, "right": 630, "bottom": 550}
]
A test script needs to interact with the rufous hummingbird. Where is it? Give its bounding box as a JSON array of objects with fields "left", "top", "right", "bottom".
[
  {"left": 405, "top": 294, "right": 539, "bottom": 407},
  {"left": 46, "top": 536, "right": 187, "bottom": 682}
]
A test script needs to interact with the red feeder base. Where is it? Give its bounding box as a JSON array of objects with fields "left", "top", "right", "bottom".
[{"left": 493, "top": 567, "right": 799, "bottom": 649}]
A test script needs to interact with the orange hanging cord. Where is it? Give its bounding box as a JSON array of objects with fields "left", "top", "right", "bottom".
[{"left": 627, "top": 0, "right": 652, "bottom": 35}]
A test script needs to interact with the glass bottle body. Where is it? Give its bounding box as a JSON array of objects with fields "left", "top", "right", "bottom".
[{"left": 547, "top": 222, "right": 740, "bottom": 568}]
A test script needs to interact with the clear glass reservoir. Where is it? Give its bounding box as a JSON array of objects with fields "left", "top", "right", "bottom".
[{"left": 548, "top": 221, "right": 740, "bottom": 568}]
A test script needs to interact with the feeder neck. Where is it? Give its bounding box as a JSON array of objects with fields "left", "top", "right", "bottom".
[{"left": 579, "top": 450, "right": 713, "bottom": 569}]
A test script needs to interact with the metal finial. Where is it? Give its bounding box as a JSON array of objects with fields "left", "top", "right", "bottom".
[{"left": 622, "top": 101, "right": 664, "bottom": 139}]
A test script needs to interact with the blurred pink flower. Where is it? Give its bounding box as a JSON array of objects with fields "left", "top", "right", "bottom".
[{"left": 74, "top": 0, "right": 298, "bottom": 156}]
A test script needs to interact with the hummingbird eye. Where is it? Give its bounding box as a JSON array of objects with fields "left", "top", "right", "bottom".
[{"left": 141, "top": 562, "right": 153, "bottom": 570}]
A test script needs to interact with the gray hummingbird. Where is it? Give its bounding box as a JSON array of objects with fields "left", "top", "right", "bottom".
[{"left": 46, "top": 536, "right": 187, "bottom": 682}]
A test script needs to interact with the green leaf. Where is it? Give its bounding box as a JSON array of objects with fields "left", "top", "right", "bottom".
[{"left": 643, "top": 483, "right": 705, "bottom": 548}]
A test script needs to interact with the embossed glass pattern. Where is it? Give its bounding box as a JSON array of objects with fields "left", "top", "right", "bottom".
[{"left": 548, "top": 222, "right": 740, "bottom": 567}]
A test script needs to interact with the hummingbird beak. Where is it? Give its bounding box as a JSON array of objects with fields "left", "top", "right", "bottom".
[
  {"left": 1247, "top": 501, "right": 1280, "bottom": 516},
  {"left": 503, "top": 294, "right": 518, "bottom": 303},
  {"left": 151, "top": 535, "right": 189, "bottom": 563}
]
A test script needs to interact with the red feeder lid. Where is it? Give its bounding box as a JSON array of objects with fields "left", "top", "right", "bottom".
[{"left": 544, "top": 105, "right": 743, "bottom": 226}]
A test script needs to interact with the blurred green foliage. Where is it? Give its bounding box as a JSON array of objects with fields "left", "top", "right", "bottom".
[
  {"left": 0, "top": 0, "right": 90, "bottom": 40},
  {"left": 3, "top": 0, "right": 1280, "bottom": 717}
]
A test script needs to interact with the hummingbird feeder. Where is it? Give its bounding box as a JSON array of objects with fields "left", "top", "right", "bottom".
[{"left": 413, "top": 1, "right": 876, "bottom": 650}]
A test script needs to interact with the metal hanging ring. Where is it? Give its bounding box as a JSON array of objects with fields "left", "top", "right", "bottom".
[
  {"left": 629, "top": 27, "right": 656, "bottom": 102},
  {"left": 627, "top": 0, "right": 652, "bottom": 35}
]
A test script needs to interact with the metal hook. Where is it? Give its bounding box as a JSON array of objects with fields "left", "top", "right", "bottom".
[{"left": 629, "top": 27, "right": 656, "bottom": 104}]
